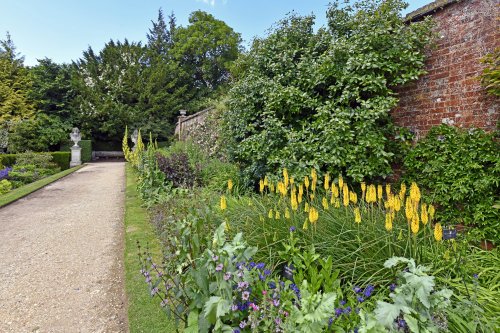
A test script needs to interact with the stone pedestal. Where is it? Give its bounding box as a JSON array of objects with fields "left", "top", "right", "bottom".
[{"left": 70, "top": 146, "right": 82, "bottom": 167}]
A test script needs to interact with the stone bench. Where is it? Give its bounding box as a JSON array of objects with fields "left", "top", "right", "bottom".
[{"left": 92, "top": 151, "right": 125, "bottom": 160}]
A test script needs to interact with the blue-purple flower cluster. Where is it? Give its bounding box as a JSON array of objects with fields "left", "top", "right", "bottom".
[{"left": 0, "top": 167, "right": 12, "bottom": 181}]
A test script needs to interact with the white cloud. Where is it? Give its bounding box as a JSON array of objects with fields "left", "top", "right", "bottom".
[{"left": 196, "top": 0, "right": 227, "bottom": 7}]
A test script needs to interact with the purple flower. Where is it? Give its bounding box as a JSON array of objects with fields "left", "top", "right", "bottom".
[
  {"left": 216, "top": 263, "right": 224, "bottom": 272},
  {"left": 239, "top": 320, "right": 247, "bottom": 329},
  {"left": 264, "top": 269, "right": 271, "bottom": 276},
  {"left": 233, "top": 329, "right": 241, "bottom": 333},
  {"left": 328, "top": 318, "right": 334, "bottom": 327},
  {"left": 259, "top": 274, "right": 265, "bottom": 281},
  {"left": 268, "top": 281, "right": 277, "bottom": 289},
  {"left": 231, "top": 304, "right": 238, "bottom": 311},
  {"left": 249, "top": 262, "right": 256, "bottom": 269},
  {"left": 389, "top": 283, "right": 397, "bottom": 292},
  {"left": 273, "top": 299, "right": 280, "bottom": 307},
  {"left": 340, "top": 300, "right": 346, "bottom": 306},
  {"left": 344, "top": 306, "right": 352, "bottom": 314},
  {"left": 150, "top": 287, "right": 159, "bottom": 296},
  {"left": 289, "top": 226, "right": 296, "bottom": 232},
  {"left": 397, "top": 319, "right": 407, "bottom": 328},
  {"left": 256, "top": 262, "right": 265, "bottom": 270},
  {"left": 242, "top": 291, "right": 250, "bottom": 300},
  {"left": 357, "top": 296, "right": 364, "bottom": 303},
  {"left": 364, "top": 285, "right": 375, "bottom": 297},
  {"left": 224, "top": 272, "right": 232, "bottom": 281},
  {"left": 238, "top": 281, "right": 249, "bottom": 290},
  {"left": 145, "top": 276, "right": 152, "bottom": 283},
  {"left": 473, "top": 274, "right": 478, "bottom": 279},
  {"left": 354, "top": 328, "right": 359, "bottom": 333},
  {"left": 160, "top": 299, "right": 168, "bottom": 307},
  {"left": 335, "top": 308, "right": 343, "bottom": 317},
  {"left": 212, "top": 255, "right": 219, "bottom": 261},
  {"left": 274, "top": 317, "right": 282, "bottom": 325},
  {"left": 353, "top": 286, "right": 362, "bottom": 293}
]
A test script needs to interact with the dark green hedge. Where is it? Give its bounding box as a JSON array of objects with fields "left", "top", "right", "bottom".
[
  {"left": 60, "top": 140, "right": 92, "bottom": 163},
  {"left": 0, "top": 152, "right": 71, "bottom": 170}
]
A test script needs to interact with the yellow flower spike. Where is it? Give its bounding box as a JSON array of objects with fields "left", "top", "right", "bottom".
[
  {"left": 259, "top": 179, "right": 265, "bottom": 193},
  {"left": 387, "top": 194, "right": 395, "bottom": 210},
  {"left": 290, "top": 177, "right": 294, "bottom": 185},
  {"left": 411, "top": 215, "right": 420, "bottom": 234},
  {"left": 322, "top": 197, "right": 329, "bottom": 210},
  {"left": 405, "top": 197, "right": 414, "bottom": 221},
  {"left": 263, "top": 176, "right": 269, "bottom": 186},
  {"left": 275, "top": 210, "right": 280, "bottom": 220},
  {"left": 311, "top": 168, "right": 317, "bottom": 182},
  {"left": 428, "top": 204, "right": 435, "bottom": 220},
  {"left": 394, "top": 196, "right": 401, "bottom": 212},
  {"left": 350, "top": 191, "right": 358, "bottom": 205},
  {"left": 283, "top": 168, "right": 289, "bottom": 188},
  {"left": 309, "top": 206, "right": 319, "bottom": 224},
  {"left": 304, "top": 176, "right": 310, "bottom": 190},
  {"left": 310, "top": 193, "right": 315, "bottom": 200},
  {"left": 268, "top": 209, "right": 273, "bottom": 219},
  {"left": 338, "top": 175, "right": 344, "bottom": 192},
  {"left": 366, "top": 185, "right": 377, "bottom": 203},
  {"left": 421, "top": 203, "right": 429, "bottom": 225},
  {"left": 285, "top": 208, "right": 290, "bottom": 219},
  {"left": 385, "top": 184, "right": 391, "bottom": 198},
  {"left": 410, "top": 182, "right": 421, "bottom": 204},
  {"left": 354, "top": 207, "right": 361, "bottom": 223},
  {"left": 377, "top": 185, "right": 383, "bottom": 202},
  {"left": 434, "top": 223, "right": 443, "bottom": 241},
  {"left": 304, "top": 202, "right": 310, "bottom": 212},
  {"left": 303, "top": 218, "right": 309, "bottom": 230},
  {"left": 361, "top": 182, "right": 366, "bottom": 200},
  {"left": 311, "top": 177, "right": 317, "bottom": 193},
  {"left": 334, "top": 198, "right": 340, "bottom": 209},
  {"left": 228, "top": 179, "right": 234, "bottom": 191},
  {"left": 331, "top": 184, "right": 339, "bottom": 198},
  {"left": 399, "top": 183, "right": 406, "bottom": 201},
  {"left": 220, "top": 196, "right": 227, "bottom": 211},
  {"left": 259, "top": 215, "right": 264, "bottom": 222},
  {"left": 324, "top": 173, "right": 330, "bottom": 191},
  {"left": 385, "top": 213, "right": 393, "bottom": 231},
  {"left": 343, "top": 185, "right": 349, "bottom": 207},
  {"left": 291, "top": 191, "right": 298, "bottom": 211}
]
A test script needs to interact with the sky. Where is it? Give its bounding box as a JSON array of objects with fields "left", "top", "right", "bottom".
[{"left": 0, "top": 0, "right": 432, "bottom": 66}]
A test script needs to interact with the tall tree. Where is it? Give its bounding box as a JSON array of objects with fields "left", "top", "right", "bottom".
[
  {"left": 171, "top": 11, "right": 242, "bottom": 94},
  {"left": 0, "top": 32, "right": 34, "bottom": 124},
  {"left": 146, "top": 9, "right": 176, "bottom": 58}
]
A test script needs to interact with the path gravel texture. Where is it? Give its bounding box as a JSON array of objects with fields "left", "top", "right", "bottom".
[{"left": 0, "top": 162, "right": 128, "bottom": 333}]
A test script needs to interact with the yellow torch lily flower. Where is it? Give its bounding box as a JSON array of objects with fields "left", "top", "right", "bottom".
[
  {"left": 275, "top": 210, "right": 280, "bottom": 220},
  {"left": 259, "top": 179, "right": 265, "bottom": 193},
  {"left": 377, "top": 185, "right": 383, "bottom": 202},
  {"left": 411, "top": 215, "right": 420, "bottom": 234},
  {"left": 309, "top": 206, "right": 319, "bottom": 224},
  {"left": 428, "top": 204, "right": 435, "bottom": 220},
  {"left": 304, "top": 176, "right": 310, "bottom": 190},
  {"left": 322, "top": 197, "right": 329, "bottom": 210},
  {"left": 361, "top": 182, "right": 366, "bottom": 200},
  {"left": 399, "top": 183, "right": 406, "bottom": 201},
  {"left": 343, "top": 185, "right": 350, "bottom": 207},
  {"left": 350, "top": 191, "right": 358, "bottom": 205},
  {"left": 421, "top": 203, "right": 429, "bottom": 225},
  {"left": 338, "top": 174, "right": 344, "bottom": 192},
  {"left": 304, "top": 202, "right": 309, "bottom": 212},
  {"left": 434, "top": 223, "right": 443, "bottom": 241},
  {"left": 228, "top": 179, "right": 233, "bottom": 191},
  {"left": 410, "top": 182, "right": 421, "bottom": 204},
  {"left": 220, "top": 196, "right": 227, "bottom": 211},
  {"left": 385, "top": 213, "right": 393, "bottom": 231},
  {"left": 354, "top": 207, "right": 361, "bottom": 223},
  {"left": 268, "top": 209, "right": 273, "bottom": 219},
  {"left": 324, "top": 173, "right": 330, "bottom": 191},
  {"left": 366, "top": 185, "right": 377, "bottom": 204}
]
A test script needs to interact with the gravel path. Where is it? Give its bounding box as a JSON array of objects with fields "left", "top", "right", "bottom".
[{"left": 0, "top": 162, "right": 128, "bottom": 333}]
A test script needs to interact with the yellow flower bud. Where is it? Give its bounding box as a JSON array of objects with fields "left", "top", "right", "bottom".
[
  {"left": 343, "top": 185, "right": 350, "bottom": 207},
  {"left": 228, "top": 179, "right": 233, "bottom": 191},
  {"left": 304, "top": 176, "right": 310, "bottom": 190},
  {"left": 354, "top": 207, "right": 361, "bottom": 223},
  {"left": 259, "top": 179, "right": 265, "bottom": 193},
  {"left": 361, "top": 182, "right": 366, "bottom": 200},
  {"left": 399, "top": 183, "right": 406, "bottom": 201},
  {"left": 377, "top": 185, "right": 383, "bottom": 202},
  {"left": 324, "top": 173, "right": 330, "bottom": 191},
  {"left": 411, "top": 215, "right": 419, "bottom": 234},
  {"left": 434, "top": 223, "right": 443, "bottom": 241},
  {"left": 338, "top": 174, "right": 344, "bottom": 192},
  {"left": 268, "top": 209, "right": 273, "bottom": 219},
  {"left": 428, "top": 204, "right": 435, "bottom": 220},
  {"left": 421, "top": 203, "right": 429, "bottom": 225},
  {"left": 220, "top": 196, "right": 227, "bottom": 211},
  {"left": 385, "top": 213, "right": 393, "bottom": 231},
  {"left": 304, "top": 202, "right": 309, "bottom": 212},
  {"left": 350, "top": 191, "right": 358, "bottom": 205},
  {"left": 322, "top": 197, "right": 329, "bottom": 210},
  {"left": 275, "top": 210, "right": 280, "bottom": 220}
]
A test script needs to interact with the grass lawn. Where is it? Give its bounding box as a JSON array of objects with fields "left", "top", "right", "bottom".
[
  {"left": 0, "top": 164, "right": 85, "bottom": 208},
  {"left": 124, "top": 164, "right": 177, "bottom": 332}
]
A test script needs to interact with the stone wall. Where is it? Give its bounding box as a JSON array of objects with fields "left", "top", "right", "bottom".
[
  {"left": 392, "top": 0, "right": 499, "bottom": 139},
  {"left": 174, "top": 108, "right": 213, "bottom": 140}
]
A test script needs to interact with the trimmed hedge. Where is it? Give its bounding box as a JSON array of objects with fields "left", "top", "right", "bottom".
[
  {"left": 0, "top": 152, "right": 71, "bottom": 170},
  {"left": 60, "top": 140, "right": 92, "bottom": 163}
]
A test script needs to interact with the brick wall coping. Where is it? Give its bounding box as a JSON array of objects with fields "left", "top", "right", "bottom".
[{"left": 406, "top": 0, "right": 461, "bottom": 21}]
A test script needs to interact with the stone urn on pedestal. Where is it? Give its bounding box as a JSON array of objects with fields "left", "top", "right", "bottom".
[{"left": 70, "top": 128, "right": 82, "bottom": 167}]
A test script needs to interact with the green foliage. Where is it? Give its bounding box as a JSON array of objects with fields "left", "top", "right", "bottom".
[
  {"left": 403, "top": 125, "right": 500, "bottom": 244},
  {"left": 0, "top": 154, "right": 16, "bottom": 167},
  {"left": 366, "top": 257, "right": 452, "bottom": 332},
  {"left": 0, "top": 33, "right": 35, "bottom": 125},
  {"left": 225, "top": 0, "right": 433, "bottom": 182},
  {"left": 480, "top": 47, "right": 500, "bottom": 96},
  {"left": 60, "top": 140, "right": 92, "bottom": 163},
  {"left": 50, "top": 152, "right": 71, "bottom": 170},
  {"left": 15, "top": 151, "right": 57, "bottom": 169},
  {"left": 0, "top": 179, "right": 12, "bottom": 195},
  {"left": 8, "top": 114, "right": 71, "bottom": 153}
]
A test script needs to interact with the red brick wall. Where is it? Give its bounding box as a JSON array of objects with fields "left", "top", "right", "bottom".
[{"left": 392, "top": 0, "right": 499, "bottom": 139}]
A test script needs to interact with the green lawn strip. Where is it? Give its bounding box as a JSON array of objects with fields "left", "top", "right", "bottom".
[
  {"left": 0, "top": 164, "right": 86, "bottom": 208},
  {"left": 124, "top": 164, "right": 176, "bottom": 332}
]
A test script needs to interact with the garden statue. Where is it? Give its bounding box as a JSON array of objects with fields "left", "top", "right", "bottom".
[
  {"left": 69, "top": 127, "right": 82, "bottom": 167},
  {"left": 70, "top": 127, "right": 82, "bottom": 148}
]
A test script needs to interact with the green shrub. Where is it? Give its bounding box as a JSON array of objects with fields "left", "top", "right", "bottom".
[
  {"left": 403, "top": 125, "right": 500, "bottom": 244},
  {"left": 15, "top": 151, "right": 56, "bottom": 169},
  {"left": 0, "top": 179, "right": 12, "bottom": 195},
  {"left": 51, "top": 152, "right": 71, "bottom": 170},
  {"left": 60, "top": 139, "right": 92, "bottom": 163},
  {"left": 224, "top": 0, "right": 433, "bottom": 182},
  {"left": 0, "top": 154, "right": 16, "bottom": 167},
  {"left": 201, "top": 158, "right": 240, "bottom": 193}
]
